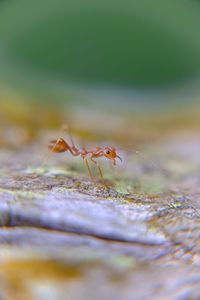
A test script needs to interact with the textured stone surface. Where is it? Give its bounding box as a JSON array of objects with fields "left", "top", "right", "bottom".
[{"left": 0, "top": 135, "right": 200, "bottom": 300}]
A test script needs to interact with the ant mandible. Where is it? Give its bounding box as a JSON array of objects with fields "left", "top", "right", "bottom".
[{"left": 48, "top": 126, "right": 122, "bottom": 180}]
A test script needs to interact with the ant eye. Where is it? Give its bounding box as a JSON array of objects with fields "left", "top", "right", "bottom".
[{"left": 106, "top": 150, "right": 110, "bottom": 155}]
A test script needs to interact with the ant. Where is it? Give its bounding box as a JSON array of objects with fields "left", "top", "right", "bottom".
[{"left": 48, "top": 126, "right": 122, "bottom": 180}]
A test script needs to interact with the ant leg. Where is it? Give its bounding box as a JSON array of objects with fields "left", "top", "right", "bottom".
[
  {"left": 62, "top": 124, "right": 76, "bottom": 148},
  {"left": 97, "top": 164, "right": 104, "bottom": 180},
  {"left": 61, "top": 124, "right": 81, "bottom": 156},
  {"left": 84, "top": 158, "right": 93, "bottom": 179},
  {"left": 41, "top": 138, "right": 63, "bottom": 169},
  {"left": 90, "top": 157, "right": 104, "bottom": 180}
]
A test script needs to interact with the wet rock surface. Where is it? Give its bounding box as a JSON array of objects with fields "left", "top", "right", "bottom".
[{"left": 0, "top": 136, "right": 200, "bottom": 300}]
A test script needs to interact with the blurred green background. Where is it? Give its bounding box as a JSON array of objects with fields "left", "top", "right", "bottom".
[
  {"left": 0, "top": 0, "right": 200, "bottom": 95},
  {"left": 1, "top": 0, "right": 200, "bottom": 145}
]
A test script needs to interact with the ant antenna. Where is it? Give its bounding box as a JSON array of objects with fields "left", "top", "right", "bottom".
[
  {"left": 120, "top": 146, "right": 187, "bottom": 194},
  {"left": 119, "top": 146, "right": 168, "bottom": 175}
]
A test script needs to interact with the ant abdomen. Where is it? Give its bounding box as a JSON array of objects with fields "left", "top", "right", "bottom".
[{"left": 48, "top": 138, "right": 69, "bottom": 153}]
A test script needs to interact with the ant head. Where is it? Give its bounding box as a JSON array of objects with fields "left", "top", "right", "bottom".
[{"left": 103, "top": 147, "right": 122, "bottom": 165}]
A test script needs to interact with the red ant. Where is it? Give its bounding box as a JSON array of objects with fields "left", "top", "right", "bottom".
[{"left": 48, "top": 127, "right": 122, "bottom": 180}]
